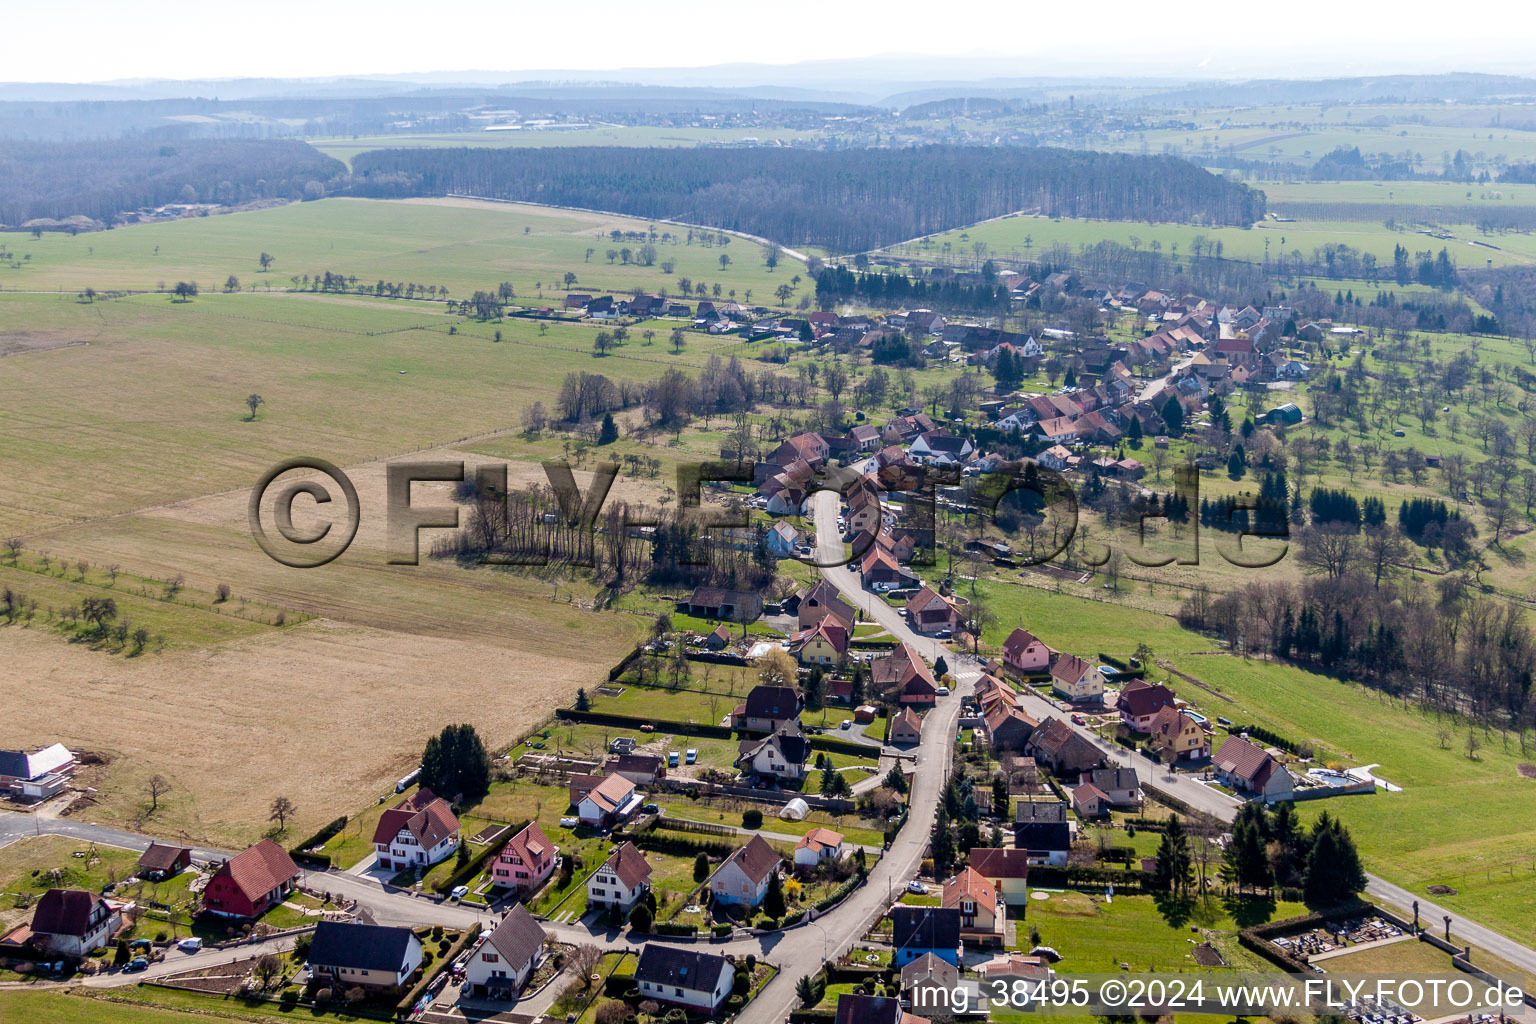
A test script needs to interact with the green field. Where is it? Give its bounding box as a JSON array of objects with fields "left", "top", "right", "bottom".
[
  {"left": 884, "top": 204, "right": 1536, "bottom": 275},
  {"left": 0, "top": 196, "right": 805, "bottom": 302}
]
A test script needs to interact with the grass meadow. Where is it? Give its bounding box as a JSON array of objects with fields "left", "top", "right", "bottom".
[{"left": 0, "top": 196, "right": 806, "bottom": 301}]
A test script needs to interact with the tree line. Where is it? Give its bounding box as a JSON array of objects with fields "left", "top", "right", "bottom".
[
  {"left": 350, "top": 144, "right": 1266, "bottom": 253},
  {"left": 0, "top": 139, "right": 347, "bottom": 225}
]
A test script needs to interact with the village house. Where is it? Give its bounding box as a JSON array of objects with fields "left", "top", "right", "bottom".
[
  {"left": 634, "top": 946, "right": 734, "bottom": 1013},
  {"left": 709, "top": 834, "right": 781, "bottom": 907},
  {"left": 901, "top": 954, "right": 961, "bottom": 1015},
  {"left": 307, "top": 921, "right": 423, "bottom": 993},
  {"left": 491, "top": 822, "right": 559, "bottom": 895},
  {"left": 602, "top": 753, "right": 666, "bottom": 786},
  {"left": 1116, "top": 680, "right": 1178, "bottom": 732},
  {"left": 371, "top": 789, "right": 461, "bottom": 872},
  {"left": 1214, "top": 736, "right": 1294, "bottom": 801},
  {"left": 1081, "top": 767, "right": 1141, "bottom": 807},
  {"left": 891, "top": 905, "right": 963, "bottom": 966},
  {"left": 793, "top": 827, "right": 846, "bottom": 870},
  {"left": 860, "top": 543, "right": 911, "bottom": 590},
  {"left": 795, "top": 579, "right": 857, "bottom": 633},
  {"left": 734, "top": 685, "right": 803, "bottom": 733},
  {"left": 1070, "top": 782, "right": 1110, "bottom": 818},
  {"left": 791, "top": 619, "right": 848, "bottom": 666},
  {"left": 465, "top": 905, "right": 548, "bottom": 998},
  {"left": 1026, "top": 718, "right": 1103, "bottom": 777},
  {"left": 942, "top": 867, "right": 1004, "bottom": 947},
  {"left": 736, "top": 720, "right": 810, "bottom": 782},
  {"left": 1049, "top": 654, "right": 1104, "bottom": 703},
  {"left": 587, "top": 841, "right": 652, "bottom": 913},
  {"left": 203, "top": 840, "right": 301, "bottom": 919},
  {"left": 136, "top": 843, "right": 191, "bottom": 881},
  {"left": 905, "top": 587, "right": 959, "bottom": 636},
  {"left": 1012, "top": 801, "right": 1073, "bottom": 867},
  {"left": 1147, "top": 706, "right": 1211, "bottom": 762},
  {"left": 1001, "top": 628, "right": 1051, "bottom": 674},
  {"left": 890, "top": 705, "right": 924, "bottom": 745},
  {"left": 0, "top": 743, "right": 76, "bottom": 801},
  {"left": 29, "top": 889, "right": 121, "bottom": 958},
  {"left": 872, "top": 642, "right": 939, "bottom": 705},
  {"left": 967, "top": 847, "right": 1031, "bottom": 904},
  {"left": 570, "top": 773, "right": 642, "bottom": 828},
  {"left": 984, "top": 705, "right": 1037, "bottom": 753},
  {"left": 839, "top": 994, "right": 932, "bottom": 1024},
  {"left": 685, "top": 586, "right": 764, "bottom": 623},
  {"left": 766, "top": 520, "right": 802, "bottom": 558}
]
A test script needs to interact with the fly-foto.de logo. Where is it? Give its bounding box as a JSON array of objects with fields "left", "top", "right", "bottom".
[{"left": 248, "top": 458, "right": 1289, "bottom": 570}]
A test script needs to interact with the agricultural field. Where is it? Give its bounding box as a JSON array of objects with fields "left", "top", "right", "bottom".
[
  {"left": 310, "top": 126, "right": 828, "bottom": 167},
  {"left": 882, "top": 200, "right": 1536, "bottom": 277},
  {"left": 0, "top": 196, "right": 806, "bottom": 302}
]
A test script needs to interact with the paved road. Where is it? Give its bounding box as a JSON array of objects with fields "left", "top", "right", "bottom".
[
  {"left": 0, "top": 812, "right": 227, "bottom": 864},
  {"left": 1137, "top": 354, "right": 1198, "bottom": 404}
]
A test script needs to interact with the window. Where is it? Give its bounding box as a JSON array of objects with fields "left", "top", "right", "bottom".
[{"left": 483, "top": 953, "right": 498, "bottom": 963}]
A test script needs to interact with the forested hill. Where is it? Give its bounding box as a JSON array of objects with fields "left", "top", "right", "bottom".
[
  {"left": 350, "top": 145, "right": 1265, "bottom": 253},
  {"left": 0, "top": 139, "right": 348, "bottom": 226}
]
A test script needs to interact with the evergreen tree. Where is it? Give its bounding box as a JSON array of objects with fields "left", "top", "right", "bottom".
[
  {"left": 1153, "top": 814, "right": 1193, "bottom": 896},
  {"left": 628, "top": 901, "right": 653, "bottom": 932},
  {"left": 598, "top": 413, "right": 619, "bottom": 445},
  {"left": 694, "top": 853, "right": 710, "bottom": 883},
  {"left": 420, "top": 723, "right": 492, "bottom": 801},
  {"left": 1126, "top": 415, "right": 1144, "bottom": 445},
  {"left": 1303, "top": 813, "right": 1368, "bottom": 907},
  {"left": 1161, "top": 394, "right": 1185, "bottom": 435},
  {"left": 762, "top": 871, "right": 787, "bottom": 920},
  {"left": 574, "top": 687, "right": 591, "bottom": 711},
  {"left": 991, "top": 775, "right": 1010, "bottom": 818}
]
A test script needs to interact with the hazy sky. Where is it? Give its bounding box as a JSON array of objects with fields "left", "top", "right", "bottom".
[{"left": 11, "top": 0, "right": 1536, "bottom": 83}]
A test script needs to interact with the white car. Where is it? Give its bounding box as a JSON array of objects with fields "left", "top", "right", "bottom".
[
  {"left": 936, "top": 686, "right": 950, "bottom": 696},
  {"left": 560, "top": 816, "right": 579, "bottom": 828},
  {"left": 906, "top": 881, "right": 927, "bottom": 895},
  {"left": 450, "top": 885, "right": 469, "bottom": 900},
  {"left": 177, "top": 937, "right": 202, "bottom": 953},
  {"left": 840, "top": 720, "right": 852, "bottom": 730}
]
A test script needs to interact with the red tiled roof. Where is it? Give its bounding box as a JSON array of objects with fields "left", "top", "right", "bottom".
[
  {"left": 214, "top": 840, "right": 299, "bottom": 906},
  {"left": 941, "top": 867, "right": 997, "bottom": 910}
]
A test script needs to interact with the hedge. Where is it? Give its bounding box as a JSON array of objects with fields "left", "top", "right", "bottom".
[
  {"left": 656, "top": 922, "right": 697, "bottom": 937},
  {"left": 633, "top": 833, "right": 737, "bottom": 859},
  {"left": 396, "top": 923, "right": 480, "bottom": 1016},
  {"left": 1225, "top": 723, "right": 1297, "bottom": 754},
  {"left": 712, "top": 924, "right": 733, "bottom": 937},
  {"left": 782, "top": 910, "right": 805, "bottom": 926},
  {"left": 431, "top": 820, "right": 526, "bottom": 895},
  {"left": 290, "top": 816, "right": 348, "bottom": 866},
  {"left": 807, "top": 735, "right": 880, "bottom": 758},
  {"left": 813, "top": 873, "right": 864, "bottom": 911}
]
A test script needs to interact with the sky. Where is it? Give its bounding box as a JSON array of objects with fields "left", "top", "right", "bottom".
[{"left": 9, "top": 0, "right": 1536, "bottom": 84}]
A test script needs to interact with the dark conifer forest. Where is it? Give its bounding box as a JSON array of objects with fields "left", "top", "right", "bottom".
[{"left": 351, "top": 144, "right": 1266, "bottom": 252}]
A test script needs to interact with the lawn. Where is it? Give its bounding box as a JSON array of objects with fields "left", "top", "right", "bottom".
[
  {"left": 1022, "top": 890, "right": 1309, "bottom": 974},
  {"left": 0, "top": 835, "right": 144, "bottom": 903}
]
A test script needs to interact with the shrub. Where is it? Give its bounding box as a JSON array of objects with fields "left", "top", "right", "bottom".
[
  {"left": 712, "top": 923, "right": 733, "bottom": 937},
  {"left": 743, "top": 809, "right": 763, "bottom": 829}
]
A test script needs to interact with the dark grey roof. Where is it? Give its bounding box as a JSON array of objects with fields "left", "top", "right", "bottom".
[
  {"left": 485, "top": 904, "right": 547, "bottom": 969},
  {"left": 307, "top": 922, "right": 418, "bottom": 974},
  {"left": 890, "top": 905, "right": 962, "bottom": 955},
  {"left": 1014, "top": 821, "right": 1072, "bottom": 853},
  {"left": 634, "top": 944, "right": 730, "bottom": 993},
  {"left": 835, "top": 994, "right": 904, "bottom": 1024},
  {"left": 743, "top": 685, "right": 800, "bottom": 720},
  {"left": 1014, "top": 800, "right": 1068, "bottom": 823}
]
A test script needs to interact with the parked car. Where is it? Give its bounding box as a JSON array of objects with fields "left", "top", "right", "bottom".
[
  {"left": 450, "top": 885, "right": 469, "bottom": 901},
  {"left": 906, "top": 881, "right": 927, "bottom": 894},
  {"left": 559, "top": 815, "right": 579, "bottom": 828},
  {"left": 177, "top": 938, "right": 202, "bottom": 953},
  {"left": 685, "top": 748, "right": 698, "bottom": 764},
  {"left": 936, "top": 686, "right": 951, "bottom": 696},
  {"left": 668, "top": 750, "right": 680, "bottom": 768},
  {"left": 125, "top": 958, "right": 149, "bottom": 973},
  {"left": 1071, "top": 713, "right": 1086, "bottom": 725},
  {"left": 641, "top": 802, "right": 660, "bottom": 815},
  {"left": 840, "top": 719, "right": 852, "bottom": 730}
]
